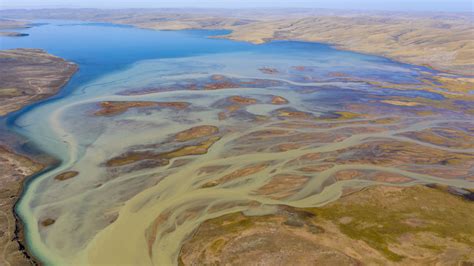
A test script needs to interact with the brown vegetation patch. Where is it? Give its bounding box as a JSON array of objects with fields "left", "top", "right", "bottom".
[
  {"left": 298, "top": 163, "right": 334, "bottom": 173},
  {"left": 271, "top": 96, "right": 289, "bottom": 105},
  {"left": 275, "top": 108, "right": 314, "bottom": 119},
  {"left": 210, "top": 74, "right": 226, "bottom": 81},
  {"left": 54, "top": 171, "right": 79, "bottom": 181},
  {"left": 202, "top": 163, "right": 269, "bottom": 188},
  {"left": 325, "top": 140, "right": 474, "bottom": 179},
  {"left": 106, "top": 137, "right": 220, "bottom": 168},
  {"left": 292, "top": 66, "right": 308, "bottom": 71},
  {"left": 40, "top": 218, "right": 55, "bottom": 227},
  {"left": 328, "top": 72, "right": 349, "bottom": 77},
  {"left": 423, "top": 76, "right": 474, "bottom": 95},
  {"left": 156, "top": 102, "right": 190, "bottom": 110},
  {"left": 398, "top": 127, "right": 474, "bottom": 149},
  {"left": 204, "top": 81, "right": 240, "bottom": 90},
  {"left": 381, "top": 100, "right": 423, "bottom": 107},
  {"left": 94, "top": 101, "right": 189, "bottom": 116},
  {"left": 197, "top": 165, "right": 231, "bottom": 175},
  {"left": 227, "top": 96, "right": 257, "bottom": 105},
  {"left": 259, "top": 67, "right": 279, "bottom": 74},
  {"left": 271, "top": 143, "right": 303, "bottom": 152},
  {"left": 174, "top": 125, "right": 219, "bottom": 142},
  {"left": 255, "top": 174, "right": 310, "bottom": 199},
  {"left": 333, "top": 170, "right": 413, "bottom": 183}
]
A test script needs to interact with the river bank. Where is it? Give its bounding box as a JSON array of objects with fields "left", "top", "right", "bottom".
[{"left": 0, "top": 48, "right": 77, "bottom": 265}]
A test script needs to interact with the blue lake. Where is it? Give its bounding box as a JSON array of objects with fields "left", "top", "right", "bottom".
[
  {"left": 0, "top": 20, "right": 440, "bottom": 127},
  {"left": 1, "top": 21, "right": 252, "bottom": 101},
  {"left": 1, "top": 20, "right": 429, "bottom": 98}
]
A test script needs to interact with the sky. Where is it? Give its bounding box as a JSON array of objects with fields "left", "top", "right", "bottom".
[{"left": 0, "top": 0, "right": 472, "bottom": 12}]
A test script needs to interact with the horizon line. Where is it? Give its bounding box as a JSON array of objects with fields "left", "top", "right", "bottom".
[{"left": 0, "top": 7, "right": 471, "bottom": 14}]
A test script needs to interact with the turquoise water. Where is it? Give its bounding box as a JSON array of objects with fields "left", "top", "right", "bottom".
[
  {"left": 0, "top": 20, "right": 250, "bottom": 119},
  {"left": 0, "top": 19, "right": 438, "bottom": 150},
  {"left": 0, "top": 20, "right": 451, "bottom": 265}
]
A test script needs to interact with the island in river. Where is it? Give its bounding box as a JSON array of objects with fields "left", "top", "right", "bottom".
[
  {"left": 0, "top": 19, "right": 31, "bottom": 38},
  {"left": 0, "top": 11, "right": 473, "bottom": 266}
]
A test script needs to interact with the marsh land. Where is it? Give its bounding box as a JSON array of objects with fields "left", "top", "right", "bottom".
[{"left": 0, "top": 9, "right": 472, "bottom": 266}]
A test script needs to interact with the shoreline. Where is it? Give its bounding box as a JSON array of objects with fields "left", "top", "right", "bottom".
[
  {"left": 0, "top": 144, "right": 48, "bottom": 265},
  {"left": 42, "top": 18, "right": 474, "bottom": 77},
  {"left": 206, "top": 33, "right": 473, "bottom": 78},
  {"left": 2, "top": 12, "right": 472, "bottom": 77},
  {"left": 0, "top": 49, "right": 79, "bottom": 117},
  {"left": 92, "top": 10, "right": 471, "bottom": 77},
  {"left": 0, "top": 48, "right": 77, "bottom": 265},
  {"left": 13, "top": 158, "right": 62, "bottom": 266}
]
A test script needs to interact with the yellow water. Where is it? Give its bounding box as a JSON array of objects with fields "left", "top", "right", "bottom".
[{"left": 15, "top": 53, "right": 474, "bottom": 265}]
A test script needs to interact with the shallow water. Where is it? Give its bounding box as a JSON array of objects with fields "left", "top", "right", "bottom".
[{"left": 2, "top": 21, "right": 472, "bottom": 265}]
